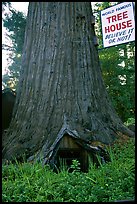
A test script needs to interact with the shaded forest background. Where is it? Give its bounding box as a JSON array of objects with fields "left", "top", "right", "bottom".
[{"left": 2, "top": 2, "right": 135, "bottom": 124}]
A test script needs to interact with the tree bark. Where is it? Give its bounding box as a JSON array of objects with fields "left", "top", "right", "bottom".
[{"left": 2, "top": 2, "right": 134, "bottom": 164}]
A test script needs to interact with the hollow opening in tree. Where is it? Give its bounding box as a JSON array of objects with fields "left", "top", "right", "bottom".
[{"left": 55, "top": 134, "right": 89, "bottom": 172}]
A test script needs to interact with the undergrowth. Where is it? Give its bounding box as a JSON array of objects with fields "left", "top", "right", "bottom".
[{"left": 2, "top": 138, "right": 135, "bottom": 202}]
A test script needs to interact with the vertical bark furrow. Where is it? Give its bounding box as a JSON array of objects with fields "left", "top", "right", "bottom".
[
  {"left": 44, "top": 3, "right": 67, "bottom": 138},
  {"left": 73, "top": 5, "right": 83, "bottom": 125},
  {"left": 36, "top": 4, "right": 59, "bottom": 126},
  {"left": 18, "top": 4, "right": 44, "bottom": 138}
]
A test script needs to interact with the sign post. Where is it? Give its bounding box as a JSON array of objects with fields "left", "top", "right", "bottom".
[{"left": 101, "top": 2, "right": 135, "bottom": 48}]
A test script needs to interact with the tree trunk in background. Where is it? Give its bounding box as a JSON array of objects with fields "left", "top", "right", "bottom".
[{"left": 2, "top": 2, "right": 134, "bottom": 163}]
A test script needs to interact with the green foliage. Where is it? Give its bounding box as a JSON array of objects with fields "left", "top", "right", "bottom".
[
  {"left": 2, "top": 5, "right": 27, "bottom": 89},
  {"left": 124, "top": 117, "right": 135, "bottom": 126},
  {"left": 70, "top": 159, "right": 81, "bottom": 172},
  {"left": 2, "top": 2, "right": 11, "bottom": 11},
  {"left": 3, "top": 9, "right": 26, "bottom": 54},
  {"left": 2, "top": 139, "right": 135, "bottom": 202},
  {"left": 99, "top": 43, "right": 135, "bottom": 122}
]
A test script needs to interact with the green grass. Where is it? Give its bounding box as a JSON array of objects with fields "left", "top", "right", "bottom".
[{"left": 2, "top": 138, "right": 135, "bottom": 202}]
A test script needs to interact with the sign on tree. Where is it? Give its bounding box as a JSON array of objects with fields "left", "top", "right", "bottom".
[{"left": 101, "top": 2, "right": 135, "bottom": 48}]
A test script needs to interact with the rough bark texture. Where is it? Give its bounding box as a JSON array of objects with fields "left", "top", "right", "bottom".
[{"left": 2, "top": 2, "right": 134, "bottom": 164}]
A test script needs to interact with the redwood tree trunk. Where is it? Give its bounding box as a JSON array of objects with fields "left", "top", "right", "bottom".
[{"left": 2, "top": 2, "right": 134, "bottom": 163}]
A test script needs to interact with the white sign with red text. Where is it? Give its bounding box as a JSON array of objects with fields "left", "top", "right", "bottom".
[{"left": 101, "top": 2, "right": 135, "bottom": 48}]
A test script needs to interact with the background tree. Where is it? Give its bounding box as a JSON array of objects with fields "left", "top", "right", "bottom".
[
  {"left": 2, "top": 2, "right": 27, "bottom": 89},
  {"left": 2, "top": 2, "right": 134, "bottom": 164}
]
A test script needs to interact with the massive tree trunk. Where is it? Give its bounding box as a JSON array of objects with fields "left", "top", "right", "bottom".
[{"left": 2, "top": 2, "right": 134, "bottom": 164}]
